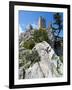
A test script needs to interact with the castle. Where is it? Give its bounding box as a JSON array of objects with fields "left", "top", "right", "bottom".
[
  {"left": 38, "top": 16, "right": 46, "bottom": 29},
  {"left": 26, "top": 16, "right": 51, "bottom": 30}
]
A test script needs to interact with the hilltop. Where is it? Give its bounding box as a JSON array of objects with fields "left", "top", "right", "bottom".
[{"left": 19, "top": 16, "right": 63, "bottom": 79}]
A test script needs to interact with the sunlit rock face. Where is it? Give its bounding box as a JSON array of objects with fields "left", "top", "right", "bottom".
[
  {"left": 25, "top": 41, "right": 63, "bottom": 79},
  {"left": 19, "top": 30, "right": 34, "bottom": 44}
]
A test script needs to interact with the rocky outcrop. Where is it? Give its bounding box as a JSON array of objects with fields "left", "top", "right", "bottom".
[
  {"left": 19, "top": 41, "right": 63, "bottom": 79},
  {"left": 19, "top": 30, "right": 34, "bottom": 44}
]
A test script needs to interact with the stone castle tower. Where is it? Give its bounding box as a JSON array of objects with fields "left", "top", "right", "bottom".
[{"left": 38, "top": 16, "right": 46, "bottom": 29}]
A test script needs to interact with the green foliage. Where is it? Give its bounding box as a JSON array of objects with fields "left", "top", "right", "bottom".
[
  {"left": 19, "top": 61, "right": 23, "bottom": 67},
  {"left": 52, "top": 13, "right": 63, "bottom": 37},
  {"left": 19, "top": 50, "right": 31, "bottom": 67},
  {"left": 54, "top": 13, "right": 62, "bottom": 25},
  {"left": 59, "top": 56, "right": 63, "bottom": 63},
  {"left": 33, "top": 29, "right": 49, "bottom": 43},
  {"left": 19, "top": 49, "right": 41, "bottom": 69},
  {"left": 23, "top": 38, "right": 35, "bottom": 49}
]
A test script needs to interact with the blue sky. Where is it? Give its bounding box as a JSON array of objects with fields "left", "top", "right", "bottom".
[{"left": 19, "top": 10, "right": 63, "bottom": 37}]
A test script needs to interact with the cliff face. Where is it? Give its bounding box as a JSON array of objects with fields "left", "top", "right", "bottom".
[{"left": 19, "top": 41, "right": 63, "bottom": 79}]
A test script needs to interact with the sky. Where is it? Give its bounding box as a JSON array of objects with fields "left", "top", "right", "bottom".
[{"left": 19, "top": 10, "right": 63, "bottom": 37}]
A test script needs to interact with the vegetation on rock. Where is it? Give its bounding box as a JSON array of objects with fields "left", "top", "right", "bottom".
[
  {"left": 23, "top": 38, "right": 35, "bottom": 49},
  {"left": 19, "top": 13, "right": 63, "bottom": 79},
  {"left": 19, "top": 49, "right": 40, "bottom": 70},
  {"left": 59, "top": 56, "right": 63, "bottom": 63},
  {"left": 33, "top": 29, "right": 49, "bottom": 43}
]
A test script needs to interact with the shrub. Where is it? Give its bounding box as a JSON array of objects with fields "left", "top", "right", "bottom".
[
  {"left": 23, "top": 38, "right": 35, "bottom": 49},
  {"left": 59, "top": 56, "right": 63, "bottom": 63},
  {"left": 19, "top": 50, "right": 31, "bottom": 68},
  {"left": 33, "top": 29, "right": 49, "bottom": 43},
  {"left": 19, "top": 49, "right": 41, "bottom": 69}
]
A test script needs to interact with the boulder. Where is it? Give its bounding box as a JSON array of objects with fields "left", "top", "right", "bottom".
[{"left": 25, "top": 41, "right": 63, "bottom": 79}]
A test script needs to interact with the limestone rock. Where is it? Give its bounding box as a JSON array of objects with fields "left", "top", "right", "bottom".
[
  {"left": 25, "top": 41, "right": 63, "bottom": 79},
  {"left": 19, "top": 30, "right": 34, "bottom": 44}
]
